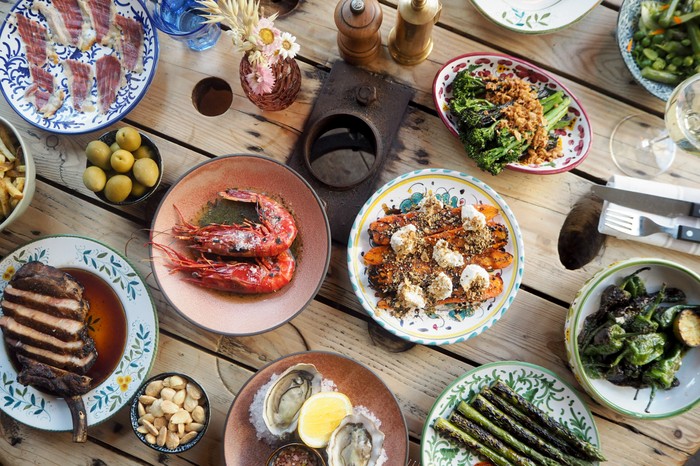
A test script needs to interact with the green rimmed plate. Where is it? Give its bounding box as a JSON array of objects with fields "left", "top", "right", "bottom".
[
  {"left": 347, "top": 168, "right": 524, "bottom": 346},
  {"left": 421, "top": 361, "right": 601, "bottom": 465},
  {"left": 0, "top": 235, "right": 158, "bottom": 431}
]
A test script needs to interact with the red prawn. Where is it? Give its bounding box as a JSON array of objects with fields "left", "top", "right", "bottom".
[
  {"left": 172, "top": 189, "right": 297, "bottom": 258},
  {"left": 152, "top": 243, "right": 296, "bottom": 294}
]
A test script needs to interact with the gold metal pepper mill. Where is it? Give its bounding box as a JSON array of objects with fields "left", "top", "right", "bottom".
[
  {"left": 388, "top": 0, "right": 441, "bottom": 65},
  {"left": 335, "top": 0, "right": 383, "bottom": 66}
]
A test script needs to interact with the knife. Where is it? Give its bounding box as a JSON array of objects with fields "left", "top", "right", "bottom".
[{"left": 592, "top": 185, "right": 700, "bottom": 218}]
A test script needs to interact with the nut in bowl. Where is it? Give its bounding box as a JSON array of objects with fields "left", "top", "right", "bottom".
[
  {"left": 130, "top": 372, "right": 210, "bottom": 453},
  {"left": 0, "top": 117, "right": 35, "bottom": 231},
  {"left": 565, "top": 258, "right": 700, "bottom": 419},
  {"left": 83, "top": 127, "right": 163, "bottom": 205}
]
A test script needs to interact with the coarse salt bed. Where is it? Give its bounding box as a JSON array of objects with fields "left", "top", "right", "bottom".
[
  {"left": 249, "top": 372, "right": 282, "bottom": 445},
  {"left": 354, "top": 405, "right": 388, "bottom": 466},
  {"left": 321, "top": 378, "right": 338, "bottom": 392}
]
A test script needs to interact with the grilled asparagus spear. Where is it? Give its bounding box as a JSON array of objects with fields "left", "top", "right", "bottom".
[
  {"left": 490, "top": 380, "right": 606, "bottom": 462},
  {"left": 481, "top": 387, "right": 576, "bottom": 455},
  {"left": 470, "top": 395, "right": 593, "bottom": 466},
  {"left": 449, "top": 412, "right": 538, "bottom": 466},
  {"left": 434, "top": 417, "right": 514, "bottom": 466}
]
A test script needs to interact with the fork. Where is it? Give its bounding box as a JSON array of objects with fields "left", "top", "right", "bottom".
[{"left": 605, "top": 209, "right": 700, "bottom": 243}]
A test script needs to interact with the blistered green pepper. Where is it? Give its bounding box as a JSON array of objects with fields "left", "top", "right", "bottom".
[
  {"left": 620, "top": 267, "right": 650, "bottom": 299},
  {"left": 641, "top": 345, "right": 684, "bottom": 412},
  {"left": 583, "top": 324, "right": 626, "bottom": 356},
  {"left": 629, "top": 285, "right": 666, "bottom": 333},
  {"left": 654, "top": 304, "right": 699, "bottom": 329},
  {"left": 612, "top": 333, "right": 666, "bottom": 367}
]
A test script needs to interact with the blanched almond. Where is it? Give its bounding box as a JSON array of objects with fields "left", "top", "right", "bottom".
[
  {"left": 136, "top": 425, "right": 149, "bottom": 434},
  {"left": 170, "top": 409, "right": 191, "bottom": 425},
  {"left": 186, "top": 422, "right": 204, "bottom": 432},
  {"left": 153, "top": 416, "right": 166, "bottom": 430},
  {"left": 177, "top": 422, "right": 185, "bottom": 437},
  {"left": 142, "top": 419, "right": 159, "bottom": 436},
  {"left": 160, "top": 387, "right": 176, "bottom": 401},
  {"left": 165, "top": 375, "right": 186, "bottom": 390},
  {"left": 185, "top": 383, "right": 202, "bottom": 400},
  {"left": 161, "top": 400, "right": 179, "bottom": 414},
  {"left": 157, "top": 426, "right": 167, "bottom": 447},
  {"left": 149, "top": 399, "right": 164, "bottom": 417},
  {"left": 168, "top": 421, "right": 177, "bottom": 432},
  {"left": 172, "top": 389, "right": 186, "bottom": 407},
  {"left": 166, "top": 431, "right": 180, "bottom": 450},
  {"left": 137, "top": 402, "right": 146, "bottom": 417},
  {"left": 184, "top": 395, "right": 198, "bottom": 412},
  {"left": 191, "top": 406, "right": 205, "bottom": 424},
  {"left": 145, "top": 433, "right": 156, "bottom": 444},
  {"left": 145, "top": 380, "right": 164, "bottom": 397},
  {"left": 180, "top": 431, "right": 198, "bottom": 444},
  {"left": 138, "top": 413, "right": 155, "bottom": 425},
  {"left": 139, "top": 395, "right": 156, "bottom": 406}
]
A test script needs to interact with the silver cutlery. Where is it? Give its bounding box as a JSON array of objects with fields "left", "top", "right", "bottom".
[
  {"left": 592, "top": 185, "right": 700, "bottom": 218},
  {"left": 605, "top": 209, "right": 700, "bottom": 243}
]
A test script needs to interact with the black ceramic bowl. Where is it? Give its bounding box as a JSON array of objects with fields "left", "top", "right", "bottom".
[
  {"left": 130, "top": 372, "right": 210, "bottom": 453},
  {"left": 86, "top": 129, "right": 163, "bottom": 205}
]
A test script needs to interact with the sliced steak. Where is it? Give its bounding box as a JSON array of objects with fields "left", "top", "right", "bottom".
[
  {"left": 1, "top": 300, "right": 86, "bottom": 342},
  {"left": 0, "top": 316, "right": 94, "bottom": 357},
  {"left": 16, "top": 355, "right": 92, "bottom": 397}
]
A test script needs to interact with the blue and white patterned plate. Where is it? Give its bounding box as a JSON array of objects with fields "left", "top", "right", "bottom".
[
  {"left": 347, "top": 169, "right": 525, "bottom": 346},
  {"left": 617, "top": 0, "right": 672, "bottom": 101},
  {"left": 0, "top": 235, "right": 158, "bottom": 431},
  {"left": 0, "top": 0, "right": 159, "bottom": 134},
  {"left": 469, "top": 0, "right": 602, "bottom": 34},
  {"left": 421, "top": 361, "right": 601, "bottom": 465}
]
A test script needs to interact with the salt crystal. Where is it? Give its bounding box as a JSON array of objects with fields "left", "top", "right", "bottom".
[
  {"left": 248, "top": 372, "right": 284, "bottom": 445},
  {"left": 321, "top": 378, "right": 337, "bottom": 392},
  {"left": 353, "top": 405, "right": 388, "bottom": 466}
]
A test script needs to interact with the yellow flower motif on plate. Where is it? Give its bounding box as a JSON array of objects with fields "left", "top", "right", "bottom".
[
  {"left": 116, "top": 375, "right": 133, "bottom": 392},
  {"left": 2, "top": 265, "right": 15, "bottom": 281}
]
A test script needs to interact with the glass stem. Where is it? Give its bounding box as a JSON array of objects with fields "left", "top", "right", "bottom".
[{"left": 640, "top": 131, "right": 670, "bottom": 149}]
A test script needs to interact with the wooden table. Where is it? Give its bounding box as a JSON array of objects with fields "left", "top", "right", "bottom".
[{"left": 1, "top": 0, "right": 699, "bottom": 464}]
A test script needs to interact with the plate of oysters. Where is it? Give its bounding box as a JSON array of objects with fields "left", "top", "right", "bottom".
[{"left": 223, "top": 351, "right": 408, "bottom": 465}]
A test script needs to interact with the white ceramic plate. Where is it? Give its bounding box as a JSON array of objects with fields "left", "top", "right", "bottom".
[
  {"left": 566, "top": 258, "right": 700, "bottom": 419},
  {"left": 421, "top": 361, "right": 601, "bottom": 465},
  {"left": 469, "top": 0, "right": 602, "bottom": 34},
  {"left": 347, "top": 168, "right": 524, "bottom": 346},
  {"left": 433, "top": 53, "right": 593, "bottom": 175},
  {"left": 0, "top": 0, "right": 159, "bottom": 134},
  {"left": 0, "top": 235, "right": 158, "bottom": 430}
]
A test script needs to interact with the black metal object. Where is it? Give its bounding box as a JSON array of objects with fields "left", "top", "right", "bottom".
[{"left": 287, "top": 61, "right": 412, "bottom": 243}]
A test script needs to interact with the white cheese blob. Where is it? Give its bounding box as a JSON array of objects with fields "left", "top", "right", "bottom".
[
  {"left": 397, "top": 282, "right": 426, "bottom": 310},
  {"left": 418, "top": 194, "right": 444, "bottom": 215},
  {"left": 428, "top": 272, "right": 453, "bottom": 300},
  {"left": 460, "top": 264, "right": 490, "bottom": 294},
  {"left": 390, "top": 224, "right": 418, "bottom": 256},
  {"left": 461, "top": 204, "right": 487, "bottom": 231},
  {"left": 432, "top": 239, "right": 464, "bottom": 268}
]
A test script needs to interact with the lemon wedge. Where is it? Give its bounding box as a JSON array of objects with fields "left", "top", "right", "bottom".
[{"left": 297, "top": 391, "right": 353, "bottom": 448}]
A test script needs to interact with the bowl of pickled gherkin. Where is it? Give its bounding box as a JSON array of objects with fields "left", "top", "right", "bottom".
[
  {"left": 566, "top": 258, "right": 700, "bottom": 419},
  {"left": 617, "top": 0, "right": 700, "bottom": 101}
]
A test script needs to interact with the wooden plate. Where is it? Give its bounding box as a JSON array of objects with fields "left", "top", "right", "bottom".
[
  {"left": 149, "top": 154, "right": 330, "bottom": 336},
  {"left": 223, "top": 351, "right": 408, "bottom": 465}
]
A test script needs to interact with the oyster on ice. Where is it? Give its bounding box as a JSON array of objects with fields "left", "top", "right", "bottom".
[
  {"left": 263, "top": 363, "right": 322, "bottom": 436},
  {"left": 326, "top": 413, "right": 385, "bottom": 466}
]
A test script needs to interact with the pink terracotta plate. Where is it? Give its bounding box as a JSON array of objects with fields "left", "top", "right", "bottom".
[
  {"left": 223, "top": 351, "right": 408, "bottom": 465},
  {"left": 149, "top": 154, "right": 330, "bottom": 335}
]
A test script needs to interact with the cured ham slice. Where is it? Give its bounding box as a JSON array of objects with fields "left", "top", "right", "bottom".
[
  {"left": 15, "top": 14, "right": 49, "bottom": 66},
  {"left": 63, "top": 59, "right": 94, "bottom": 112},
  {"left": 33, "top": 0, "right": 95, "bottom": 51},
  {"left": 115, "top": 14, "right": 144, "bottom": 73},
  {"left": 95, "top": 55, "right": 123, "bottom": 113},
  {"left": 24, "top": 65, "right": 65, "bottom": 117},
  {"left": 79, "top": 0, "right": 116, "bottom": 46}
]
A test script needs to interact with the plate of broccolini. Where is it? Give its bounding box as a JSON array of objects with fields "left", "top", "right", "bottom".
[{"left": 433, "top": 53, "right": 592, "bottom": 176}]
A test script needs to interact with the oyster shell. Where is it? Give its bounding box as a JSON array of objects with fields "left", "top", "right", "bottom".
[
  {"left": 326, "top": 413, "right": 385, "bottom": 466},
  {"left": 263, "top": 363, "right": 321, "bottom": 436}
]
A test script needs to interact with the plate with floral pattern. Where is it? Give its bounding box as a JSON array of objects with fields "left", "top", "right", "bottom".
[
  {"left": 0, "top": 235, "right": 158, "bottom": 431},
  {"left": 433, "top": 53, "right": 592, "bottom": 175},
  {"left": 421, "top": 361, "right": 602, "bottom": 465},
  {"left": 469, "top": 0, "right": 602, "bottom": 34},
  {"left": 347, "top": 168, "right": 524, "bottom": 346},
  {"left": 0, "top": 0, "right": 159, "bottom": 134}
]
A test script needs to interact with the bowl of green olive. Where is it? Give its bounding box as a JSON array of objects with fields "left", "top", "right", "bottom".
[
  {"left": 82, "top": 126, "right": 163, "bottom": 205},
  {"left": 565, "top": 258, "right": 700, "bottom": 419}
]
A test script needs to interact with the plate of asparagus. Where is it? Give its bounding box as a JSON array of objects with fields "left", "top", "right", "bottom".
[{"left": 421, "top": 361, "right": 605, "bottom": 466}]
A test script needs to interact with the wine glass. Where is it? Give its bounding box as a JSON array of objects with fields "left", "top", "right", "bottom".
[{"left": 610, "top": 73, "right": 700, "bottom": 178}]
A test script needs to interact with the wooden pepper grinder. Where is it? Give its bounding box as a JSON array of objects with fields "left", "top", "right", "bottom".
[
  {"left": 335, "top": 0, "right": 383, "bottom": 66},
  {"left": 388, "top": 0, "right": 441, "bottom": 65}
]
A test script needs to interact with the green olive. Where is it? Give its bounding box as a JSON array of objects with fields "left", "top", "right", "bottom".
[
  {"left": 116, "top": 127, "right": 142, "bottom": 152},
  {"left": 132, "top": 158, "right": 159, "bottom": 188},
  {"left": 82, "top": 166, "right": 107, "bottom": 192},
  {"left": 130, "top": 179, "right": 148, "bottom": 198},
  {"left": 104, "top": 175, "right": 132, "bottom": 203},
  {"left": 110, "top": 142, "right": 121, "bottom": 153},
  {"left": 133, "top": 145, "right": 154, "bottom": 160},
  {"left": 85, "top": 140, "right": 112, "bottom": 171},
  {"left": 110, "top": 149, "right": 135, "bottom": 173}
]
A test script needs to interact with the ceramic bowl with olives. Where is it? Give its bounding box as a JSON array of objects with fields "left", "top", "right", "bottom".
[
  {"left": 83, "top": 127, "right": 163, "bottom": 205},
  {"left": 565, "top": 258, "right": 700, "bottom": 419}
]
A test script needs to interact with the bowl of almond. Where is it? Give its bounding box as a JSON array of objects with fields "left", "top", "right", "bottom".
[{"left": 130, "top": 372, "right": 210, "bottom": 453}]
